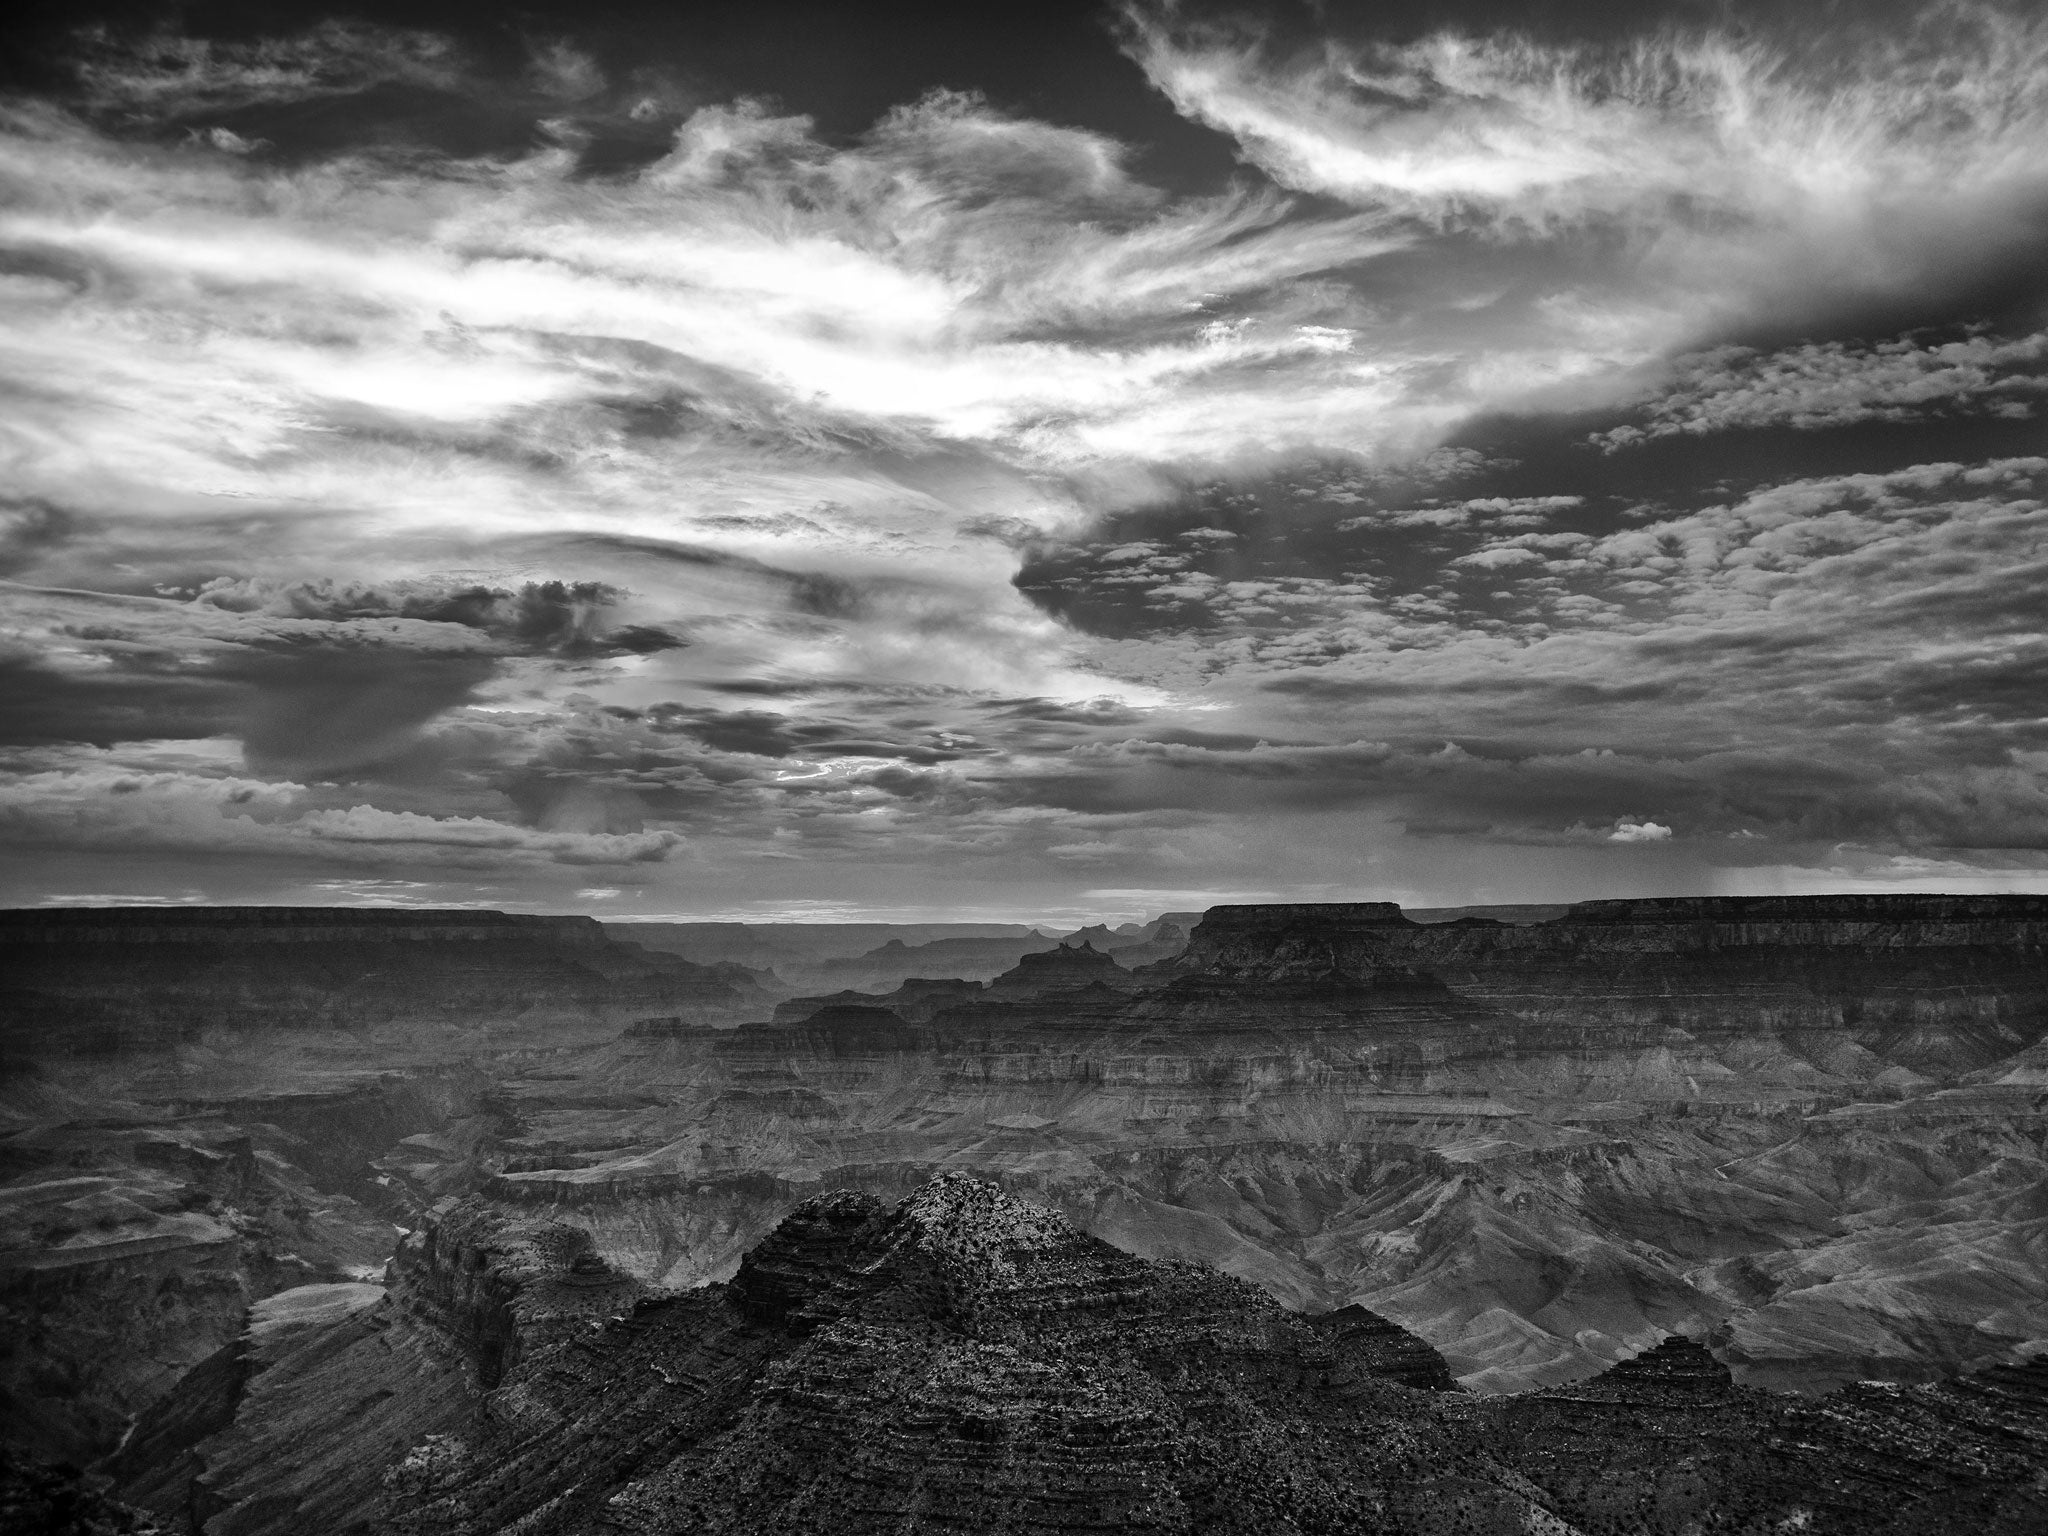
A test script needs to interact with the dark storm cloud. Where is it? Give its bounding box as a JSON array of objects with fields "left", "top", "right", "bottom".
[
  {"left": 0, "top": 577, "right": 680, "bottom": 781},
  {"left": 0, "top": 646, "right": 240, "bottom": 748},
  {"left": 224, "top": 648, "right": 500, "bottom": 778},
  {"left": 189, "top": 576, "right": 687, "bottom": 657}
]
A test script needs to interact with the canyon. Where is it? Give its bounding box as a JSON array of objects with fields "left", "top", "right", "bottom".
[
  {"left": 95, "top": 1177, "right": 2048, "bottom": 1534},
  {"left": 4, "top": 895, "right": 2046, "bottom": 1529}
]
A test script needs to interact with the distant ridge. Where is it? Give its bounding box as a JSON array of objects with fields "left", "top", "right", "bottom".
[
  {"left": 1561, "top": 893, "right": 2048, "bottom": 921},
  {"left": 0, "top": 907, "right": 607, "bottom": 944}
]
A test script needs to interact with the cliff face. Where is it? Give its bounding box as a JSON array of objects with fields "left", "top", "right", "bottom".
[
  {"left": 454, "top": 895, "right": 2048, "bottom": 1396},
  {"left": 119, "top": 1176, "right": 2048, "bottom": 1536},
  {"left": 0, "top": 1092, "right": 424, "bottom": 1464},
  {"left": 0, "top": 907, "right": 771, "bottom": 1062},
  {"left": 0, "top": 905, "right": 709, "bottom": 1470},
  {"left": 1168, "top": 897, "right": 2048, "bottom": 1071}
]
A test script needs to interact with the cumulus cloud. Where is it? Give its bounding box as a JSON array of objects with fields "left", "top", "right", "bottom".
[{"left": 1608, "top": 819, "right": 1673, "bottom": 843}]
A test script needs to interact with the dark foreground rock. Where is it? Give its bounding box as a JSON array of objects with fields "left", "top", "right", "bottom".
[
  {"left": 113, "top": 1174, "right": 2048, "bottom": 1536},
  {"left": 0, "top": 1452, "right": 166, "bottom": 1535}
]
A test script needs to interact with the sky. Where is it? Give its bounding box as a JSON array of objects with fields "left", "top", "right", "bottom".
[{"left": 3, "top": 0, "right": 2047, "bottom": 923}]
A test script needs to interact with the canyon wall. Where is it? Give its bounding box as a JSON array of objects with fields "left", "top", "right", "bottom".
[
  {"left": 6, "top": 895, "right": 2046, "bottom": 1491},
  {"left": 1, "top": 907, "right": 774, "bottom": 1064},
  {"left": 456, "top": 895, "right": 2048, "bottom": 1394}
]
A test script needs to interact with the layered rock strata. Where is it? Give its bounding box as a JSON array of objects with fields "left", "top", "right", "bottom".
[
  {"left": 1167, "top": 896, "right": 2048, "bottom": 1077},
  {"left": 11, "top": 894, "right": 2048, "bottom": 1487},
  {"left": 0, "top": 908, "right": 771, "bottom": 1063},
  {"left": 471, "top": 894, "right": 2048, "bottom": 1394},
  {"left": 127, "top": 1176, "right": 2048, "bottom": 1536},
  {"left": 110, "top": 1202, "right": 646, "bottom": 1536},
  {"left": 0, "top": 1106, "right": 407, "bottom": 1464}
]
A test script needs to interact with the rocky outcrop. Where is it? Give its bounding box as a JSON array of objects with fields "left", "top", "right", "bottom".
[
  {"left": 381, "top": 1176, "right": 1488, "bottom": 1535},
  {"left": 106, "top": 1200, "right": 652, "bottom": 1536},
  {"left": 1473, "top": 1334, "right": 2048, "bottom": 1533},
  {"left": 129, "top": 1176, "right": 2045, "bottom": 1536},
  {"left": 0, "top": 1451, "right": 167, "bottom": 1534}
]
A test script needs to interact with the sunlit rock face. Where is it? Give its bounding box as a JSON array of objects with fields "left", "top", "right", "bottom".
[{"left": 110, "top": 1177, "right": 2048, "bottom": 1536}]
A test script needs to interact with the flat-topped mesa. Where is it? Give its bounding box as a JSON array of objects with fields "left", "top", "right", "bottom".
[
  {"left": 3, "top": 906, "right": 760, "bottom": 1059},
  {"left": 1181, "top": 895, "right": 2048, "bottom": 964},
  {"left": 1556, "top": 893, "right": 2048, "bottom": 946},
  {"left": 1174, "top": 902, "right": 1417, "bottom": 972},
  {"left": 1147, "top": 905, "right": 1464, "bottom": 1021},
  {"left": 1154, "top": 894, "right": 2048, "bottom": 1058}
]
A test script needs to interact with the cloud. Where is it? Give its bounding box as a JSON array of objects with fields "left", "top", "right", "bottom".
[
  {"left": 189, "top": 576, "right": 685, "bottom": 657},
  {"left": 1608, "top": 818, "right": 1673, "bottom": 842},
  {"left": 0, "top": 576, "right": 685, "bottom": 778},
  {"left": 67, "top": 21, "right": 468, "bottom": 119},
  {"left": 4, "top": 12, "right": 2047, "bottom": 911},
  {"left": 1125, "top": 4, "right": 2048, "bottom": 348},
  {"left": 0, "top": 762, "right": 682, "bottom": 868},
  {"left": 1596, "top": 327, "right": 2048, "bottom": 447}
]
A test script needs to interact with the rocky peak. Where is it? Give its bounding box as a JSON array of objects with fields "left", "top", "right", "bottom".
[
  {"left": 734, "top": 1174, "right": 1149, "bottom": 1334},
  {"left": 113, "top": 1177, "right": 2048, "bottom": 1536},
  {"left": 1584, "top": 1334, "right": 1736, "bottom": 1398},
  {"left": 897, "top": 1171, "right": 1088, "bottom": 1272},
  {"left": 1059, "top": 923, "right": 1124, "bottom": 947}
]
